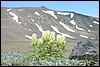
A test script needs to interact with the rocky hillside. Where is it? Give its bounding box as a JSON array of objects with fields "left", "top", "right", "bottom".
[{"left": 1, "top": 6, "right": 99, "bottom": 42}]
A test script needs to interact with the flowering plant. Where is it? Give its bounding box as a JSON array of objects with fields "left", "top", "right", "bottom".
[{"left": 32, "top": 30, "right": 66, "bottom": 62}]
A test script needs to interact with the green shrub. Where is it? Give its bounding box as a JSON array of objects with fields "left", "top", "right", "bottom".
[{"left": 31, "top": 30, "right": 66, "bottom": 62}]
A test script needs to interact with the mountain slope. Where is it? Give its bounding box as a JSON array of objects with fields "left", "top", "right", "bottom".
[{"left": 1, "top": 6, "right": 99, "bottom": 42}]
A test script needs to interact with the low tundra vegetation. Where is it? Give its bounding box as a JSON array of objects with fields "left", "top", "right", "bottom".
[{"left": 1, "top": 30, "right": 99, "bottom": 66}]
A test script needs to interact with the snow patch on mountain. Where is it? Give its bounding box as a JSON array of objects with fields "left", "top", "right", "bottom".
[
  {"left": 7, "top": 8, "right": 11, "bottom": 11},
  {"left": 70, "top": 13, "right": 74, "bottom": 18},
  {"left": 51, "top": 25, "right": 75, "bottom": 39},
  {"left": 60, "top": 33, "right": 75, "bottom": 39},
  {"left": 59, "top": 22, "right": 75, "bottom": 32},
  {"left": 76, "top": 24, "right": 84, "bottom": 31},
  {"left": 80, "top": 35, "right": 88, "bottom": 38},
  {"left": 93, "top": 21, "right": 99, "bottom": 25},
  {"left": 25, "top": 35, "right": 32, "bottom": 39},
  {"left": 31, "top": 18, "right": 34, "bottom": 22},
  {"left": 89, "top": 25, "right": 93, "bottom": 27},
  {"left": 51, "top": 25, "right": 60, "bottom": 33},
  {"left": 9, "top": 12, "right": 21, "bottom": 24},
  {"left": 35, "top": 11, "right": 40, "bottom": 16},
  {"left": 91, "top": 38, "right": 95, "bottom": 39},
  {"left": 28, "top": 29, "right": 31, "bottom": 31},
  {"left": 88, "top": 30, "right": 91, "bottom": 32},
  {"left": 35, "top": 23, "right": 43, "bottom": 32},
  {"left": 28, "top": 15, "right": 30, "bottom": 17},
  {"left": 9, "top": 12, "right": 18, "bottom": 22},
  {"left": 42, "top": 10, "right": 57, "bottom": 19},
  {"left": 70, "top": 20, "right": 76, "bottom": 25},
  {"left": 57, "top": 12, "right": 70, "bottom": 15}
]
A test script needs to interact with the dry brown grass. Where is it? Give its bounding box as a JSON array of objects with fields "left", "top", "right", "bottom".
[
  {"left": 1, "top": 41, "right": 77, "bottom": 54},
  {"left": 1, "top": 41, "right": 33, "bottom": 53}
]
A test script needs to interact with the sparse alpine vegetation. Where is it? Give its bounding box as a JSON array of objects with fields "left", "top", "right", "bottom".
[{"left": 1, "top": 30, "right": 99, "bottom": 66}]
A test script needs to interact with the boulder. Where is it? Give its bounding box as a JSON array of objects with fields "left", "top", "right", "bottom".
[{"left": 69, "top": 39, "right": 99, "bottom": 61}]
